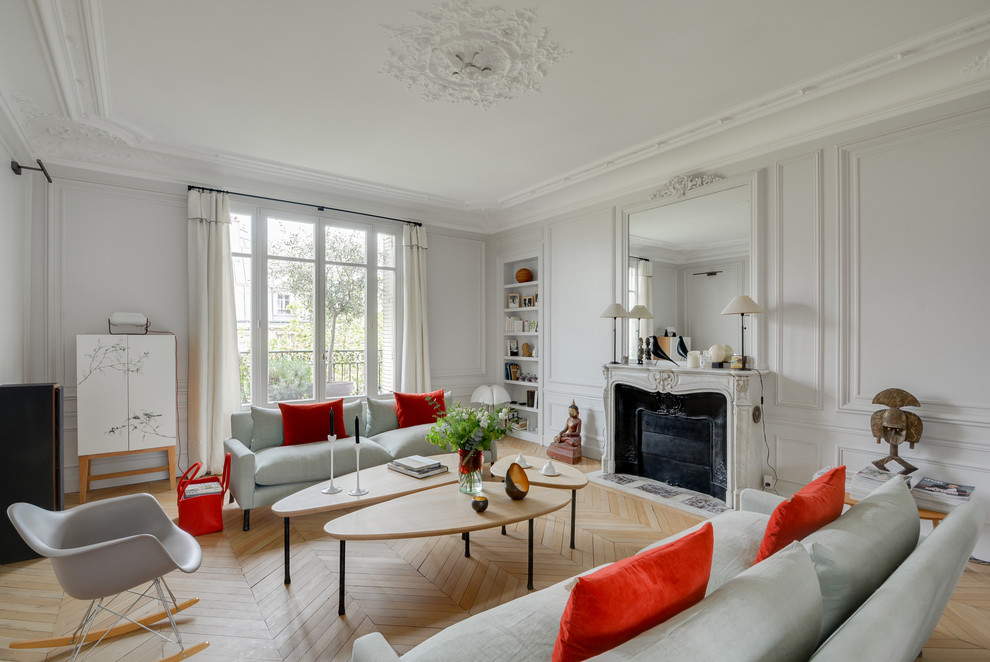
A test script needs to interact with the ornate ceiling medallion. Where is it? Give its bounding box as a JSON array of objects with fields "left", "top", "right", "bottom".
[{"left": 382, "top": 0, "right": 566, "bottom": 110}]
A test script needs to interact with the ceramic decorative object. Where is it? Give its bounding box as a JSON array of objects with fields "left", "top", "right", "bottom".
[
  {"left": 505, "top": 462, "right": 530, "bottom": 500},
  {"left": 514, "top": 453, "right": 530, "bottom": 468},
  {"left": 708, "top": 344, "right": 727, "bottom": 363},
  {"left": 515, "top": 268, "right": 533, "bottom": 283},
  {"left": 458, "top": 449, "right": 485, "bottom": 496},
  {"left": 471, "top": 495, "right": 489, "bottom": 512},
  {"left": 540, "top": 460, "right": 559, "bottom": 476}
]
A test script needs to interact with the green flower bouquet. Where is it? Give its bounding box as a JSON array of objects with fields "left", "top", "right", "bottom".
[{"left": 427, "top": 402, "right": 510, "bottom": 495}]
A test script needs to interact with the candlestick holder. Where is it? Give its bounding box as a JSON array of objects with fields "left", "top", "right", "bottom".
[
  {"left": 349, "top": 419, "right": 369, "bottom": 496},
  {"left": 322, "top": 434, "right": 342, "bottom": 494}
]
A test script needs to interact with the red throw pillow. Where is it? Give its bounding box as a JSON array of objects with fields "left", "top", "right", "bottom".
[
  {"left": 278, "top": 400, "right": 347, "bottom": 446},
  {"left": 552, "top": 522, "right": 714, "bottom": 662},
  {"left": 394, "top": 389, "right": 446, "bottom": 428},
  {"left": 755, "top": 465, "right": 846, "bottom": 563}
]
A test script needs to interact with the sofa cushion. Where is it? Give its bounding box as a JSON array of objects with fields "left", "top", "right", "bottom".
[
  {"left": 640, "top": 509, "right": 770, "bottom": 596},
  {"left": 553, "top": 522, "right": 713, "bottom": 662},
  {"left": 593, "top": 542, "right": 822, "bottom": 662},
  {"left": 250, "top": 406, "right": 283, "bottom": 451},
  {"left": 755, "top": 465, "right": 845, "bottom": 562},
  {"left": 342, "top": 399, "right": 364, "bottom": 438},
  {"left": 395, "top": 389, "right": 446, "bottom": 428},
  {"left": 801, "top": 475, "right": 920, "bottom": 643},
  {"left": 279, "top": 400, "right": 347, "bottom": 445},
  {"left": 366, "top": 395, "right": 399, "bottom": 437},
  {"left": 255, "top": 440, "right": 333, "bottom": 485},
  {"left": 370, "top": 423, "right": 440, "bottom": 459}
]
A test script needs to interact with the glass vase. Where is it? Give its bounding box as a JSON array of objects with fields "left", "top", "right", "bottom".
[{"left": 458, "top": 449, "right": 484, "bottom": 496}]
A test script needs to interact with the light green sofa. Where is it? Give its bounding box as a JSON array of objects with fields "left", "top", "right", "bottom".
[
  {"left": 352, "top": 477, "right": 984, "bottom": 661},
  {"left": 223, "top": 394, "right": 498, "bottom": 530}
]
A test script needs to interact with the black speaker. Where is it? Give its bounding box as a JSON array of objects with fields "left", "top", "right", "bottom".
[{"left": 0, "top": 383, "right": 63, "bottom": 564}]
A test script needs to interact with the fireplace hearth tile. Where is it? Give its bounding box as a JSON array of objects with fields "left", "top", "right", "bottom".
[
  {"left": 600, "top": 473, "right": 638, "bottom": 485},
  {"left": 638, "top": 483, "right": 684, "bottom": 499},
  {"left": 587, "top": 470, "right": 729, "bottom": 519}
]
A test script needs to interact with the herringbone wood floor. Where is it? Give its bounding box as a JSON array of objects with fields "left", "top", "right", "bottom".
[{"left": 1, "top": 437, "right": 987, "bottom": 661}]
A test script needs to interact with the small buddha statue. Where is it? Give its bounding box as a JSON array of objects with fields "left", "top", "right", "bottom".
[{"left": 548, "top": 400, "right": 582, "bottom": 464}]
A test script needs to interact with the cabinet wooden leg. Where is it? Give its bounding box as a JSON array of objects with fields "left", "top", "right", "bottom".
[
  {"left": 78, "top": 456, "right": 90, "bottom": 504},
  {"left": 166, "top": 445, "right": 177, "bottom": 491}
]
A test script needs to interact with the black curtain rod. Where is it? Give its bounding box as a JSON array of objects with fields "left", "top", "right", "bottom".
[
  {"left": 187, "top": 185, "right": 423, "bottom": 227},
  {"left": 630, "top": 255, "right": 650, "bottom": 261}
]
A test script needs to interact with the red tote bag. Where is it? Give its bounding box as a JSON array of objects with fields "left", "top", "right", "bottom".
[{"left": 177, "top": 452, "right": 231, "bottom": 536}]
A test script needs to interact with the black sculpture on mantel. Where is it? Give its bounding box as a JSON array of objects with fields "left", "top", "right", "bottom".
[{"left": 650, "top": 336, "right": 678, "bottom": 366}]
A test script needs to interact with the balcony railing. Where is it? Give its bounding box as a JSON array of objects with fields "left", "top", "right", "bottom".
[{"left": 238, "top": 349, "right": 378, "bottom": 403}]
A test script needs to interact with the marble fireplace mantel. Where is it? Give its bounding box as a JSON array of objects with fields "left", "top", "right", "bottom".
[{"left": 602, "top": 364, "right": 768, "bottom": 508}]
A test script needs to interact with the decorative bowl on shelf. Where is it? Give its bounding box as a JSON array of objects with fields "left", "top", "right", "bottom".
[{"left": 515, "top": 268, "right": 533, "bottom": 283}]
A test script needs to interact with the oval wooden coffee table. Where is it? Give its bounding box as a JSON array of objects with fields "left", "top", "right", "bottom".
[
  {"left": 272, "top": 453, "right": 459, "bottom": 584},
  {"left": 490, "top": 454, "right": 588, "bottom": 549},
  {"left": 324, "top": 485, "right": 571, "bottom": 615}
]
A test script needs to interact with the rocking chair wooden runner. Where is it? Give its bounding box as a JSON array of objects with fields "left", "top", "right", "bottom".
[{"left": 6, "top": 492, "right": 209, "bottom": 661}]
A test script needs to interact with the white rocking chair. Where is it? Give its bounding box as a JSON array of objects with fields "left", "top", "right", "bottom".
[{"left": 6, "top": 492, "right": 209, "bottom": 661}]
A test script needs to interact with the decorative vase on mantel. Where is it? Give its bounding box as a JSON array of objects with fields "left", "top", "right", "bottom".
[{"left": 458, "top": 449, "right": 484, "bottom": 496}]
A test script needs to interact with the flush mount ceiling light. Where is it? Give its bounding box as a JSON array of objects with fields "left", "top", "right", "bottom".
[{"left": 382, "top": 0, "right": 566, "bottom": 110}]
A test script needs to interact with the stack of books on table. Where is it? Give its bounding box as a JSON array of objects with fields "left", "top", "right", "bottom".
[
  {"left": 387, "top": 455, "right": 449, "bottom": 479},
  {"left": 911, "top": 477, "right": 975, "bottom": 513},
  {"left": 849, "top": 466, "right": 912, "bottom": 500}
]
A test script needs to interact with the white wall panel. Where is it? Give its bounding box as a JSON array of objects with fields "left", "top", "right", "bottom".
[
  {"left": 0, "top": 142, "right": 28, "bottom": 383},
  {"left": 427, "top": 233, "right": 486, "bottom": 380},
  {"left": 546, "top": 210, "right": 615, "bottom": 388},
  {"left": 774, "top": 151, "right": 823, "bottom": 409},
  {"left": 839, "top": 115, "right": 990, "bottom": 425}
]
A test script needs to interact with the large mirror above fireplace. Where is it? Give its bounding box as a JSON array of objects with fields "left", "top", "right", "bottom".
[{"left": 623, "top": 171, "right": 762, "bottom": 364}]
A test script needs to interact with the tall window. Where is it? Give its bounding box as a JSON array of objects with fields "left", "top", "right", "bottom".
[{"left": 231, "top": 206, "right": 400, "bottom": 406}]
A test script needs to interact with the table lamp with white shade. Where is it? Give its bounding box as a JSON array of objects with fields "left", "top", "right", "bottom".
[
  {"left": 471, "top": 384, "right": 511, "bottom": 413},
  {"left": 600, "top": 303, "right": 630, "bottom": 364},
  {"left": 720, "top": 295, "right": 763, "bottom": 369}
]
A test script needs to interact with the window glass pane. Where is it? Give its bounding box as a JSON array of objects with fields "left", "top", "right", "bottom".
[
  {"left": 233, "top": 255, "right": 252, "bottom": 405},
  {"left": 326, "top": 226, "right": 367, "bottom": 264},
  {"left": 231, "top": 213, "right": 252, "bottom": 254},
  {"left": 378, "top": 232, "right": 396, "bottom": 268},
  {"left": 378, "top": 267, "right": 396, "bottom": 393},
  {"left": 268, "top": 259, "right": 314, "bottom": 402},
  {"left": 268, "top": 217, "right": 314, "bottom": 259},
  {"left": 326, "top": 264, "right": 367, "bottom": 396}
]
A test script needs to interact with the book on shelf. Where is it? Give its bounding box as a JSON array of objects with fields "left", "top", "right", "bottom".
[
  {"left": 911, "top": 477, "right": 975, "bottom": 513},
  {"left": 848, "top": 465, "right": 912, "bottom": 501},
  {"left": 387, "top": 462, "right": 450, "bottom": 479},
  {"left": 391, "top": 455, "right": 443, "bottom": 472}
]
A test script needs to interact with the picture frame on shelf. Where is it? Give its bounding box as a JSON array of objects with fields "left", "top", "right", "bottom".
[
  {"left": 507, "top": 293, "right": 521, "bottom": 309},
  {"left": 509, "top": 363, "right": 521, "bottom": 381},
  {"left": 507, "top": 339, "right": 519, "bottom": 356},
  {"left": 521, "top": 295, "right": 535, "bottom": 308}
]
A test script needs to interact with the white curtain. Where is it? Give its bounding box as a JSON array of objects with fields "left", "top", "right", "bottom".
[
  {"left": 187, "top": 190, "right": 239, "bottom": 473},
  {"left": 401, "top": 224, "right": 431, "bottom": 392},
  {"left": 637, "top": 259, "right": 653, "bottom": 340}
]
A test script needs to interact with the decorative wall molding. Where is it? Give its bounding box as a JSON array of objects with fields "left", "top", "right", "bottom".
[
  {"left": 12, "top": 93, "right": 162, "bottom": 166},
  {"left": 962, "top": 50, "right": 990, "bottom": 75},
  {"left": 837, "top": 109, "right": 990, "bottom": 427},
  {"left": 381, "top": 0, "right": 566, "bottom": 110},
  {"left": 773, "top": 151, "right": 824, "bottom": 410},
  {"left": 650, "top": 173, "right": 724, "bottom": 199}
]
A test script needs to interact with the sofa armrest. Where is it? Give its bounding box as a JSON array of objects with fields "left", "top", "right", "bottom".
[
  {"left": 739, "top": 488, "right": 785, "bottom": 515},
  {"left": 223, "top": 436, "right": 257, "bottom": 509},
  {"left": 352, "top": 633, "right": 401, "bottom": 662}
]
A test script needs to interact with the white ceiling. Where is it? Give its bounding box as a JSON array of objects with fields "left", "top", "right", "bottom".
[{"left": 2, "top": 0, "right": 990, "bottom": 224}]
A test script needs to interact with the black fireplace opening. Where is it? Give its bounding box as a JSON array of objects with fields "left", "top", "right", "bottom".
[{"left": 613, "top": 384, "right": 727, "bottom": 502}]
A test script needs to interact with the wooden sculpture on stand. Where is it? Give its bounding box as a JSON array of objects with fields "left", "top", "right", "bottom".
[
  {"left": 870, "top": 388, "right": 923, "bottom": 475},
  {"left": 548, "top": 400, "right": 582, "bottom": 464}
]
